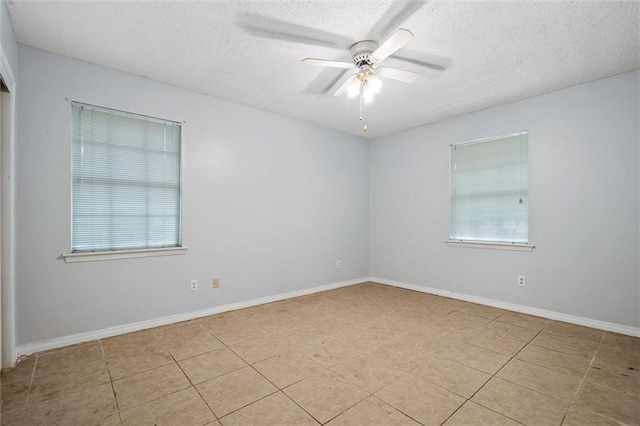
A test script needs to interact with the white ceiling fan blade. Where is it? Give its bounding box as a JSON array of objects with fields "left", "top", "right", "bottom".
[
  {"left": 302, "top": 58, "right": 354, "bottom": 69},
  {"left": 333, "top": 75, "right": 359, "bottom": 96},
  {"left": 370, "top": 28, "right": 414, "bottom": 63},
  {"left": 377, "top": 67, "right": 420, "bottom": 83}
]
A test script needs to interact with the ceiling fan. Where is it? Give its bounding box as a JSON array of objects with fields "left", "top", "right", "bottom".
[{"left": 302, "top": 28, "right": 420, "bottom": 133}]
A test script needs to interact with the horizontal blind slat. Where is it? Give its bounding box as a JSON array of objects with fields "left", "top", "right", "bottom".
[
  {"left": 72, "top": 103, "right": 182, "bottom": 252},
  {"left": 450, "top": 132, "right": 528, "bottom": 243}
]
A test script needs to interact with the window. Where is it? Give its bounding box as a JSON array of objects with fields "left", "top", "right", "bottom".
[
  {"left": 449, "top": 131, "right": 530, "bottom": 248},
  {"left": 70, "top": 102, "right": 182, "bottom": 254}
]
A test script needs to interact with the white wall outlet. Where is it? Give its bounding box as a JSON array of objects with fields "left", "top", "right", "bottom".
[
  {"left": 336, "top": 260, "right": 342, "bottom": 269},
  {"left": 212, "top": 277, "right": 220, "bottom": 288},
  {"left": 518, "top": 275, "right": 526, "bottom": 287},
  {"left": 190, "top": 279, "right": 198, "bottom": 291}
]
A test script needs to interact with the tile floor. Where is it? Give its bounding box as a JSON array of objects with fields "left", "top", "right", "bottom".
[{"left": 1, "top": 282, "right": 639, "bottom": 425}]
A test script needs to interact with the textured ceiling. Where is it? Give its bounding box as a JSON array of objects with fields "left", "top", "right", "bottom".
[{"left": 7, "top": 1, "right": 640, "bottom": 138}]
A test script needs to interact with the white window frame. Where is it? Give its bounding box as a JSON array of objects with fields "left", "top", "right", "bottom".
[
  {"left": 445, "top": 131, "right": 535, "bottom": 252},
  {"left": 63, "top": 102, "right": 188, "bottom": 263}
]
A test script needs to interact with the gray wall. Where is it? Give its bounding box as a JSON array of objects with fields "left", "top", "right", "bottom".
[
  {"left": 370, "top": 70, "right": 640, "bottom": 328},
  {"left": 0, "top": 3, "right": 17, "bottom": 78},
  {"left": 16, "top": 46, "right": 370, "bottom": 345},
  {"left": 14, "top": 45, "right": 640, "bottom": 347}
]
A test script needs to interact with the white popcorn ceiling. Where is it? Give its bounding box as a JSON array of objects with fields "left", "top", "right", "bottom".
[{"left": 7, "top": 1, "right": 640, "bottom": 138}]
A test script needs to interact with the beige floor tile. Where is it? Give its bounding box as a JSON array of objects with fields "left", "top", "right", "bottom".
[
  {"left": 1, "top": 379, "right": 30, "bottom": 413},
  {"left": 543, "top": 321, "right": 604, "bottom": 343},
  {"left": 368, "top": 338, "right": 432, "bottom": 371},
  {"left": 304, "top": 342, "right": 357, "bottom": 369},
  {"left": 283, "top": 370, "right": 368, "bottom": 424},
  {"left": 330, "top": 354, "right": 404, "bottom": 393},
  {"left": 179, "top": 347, "right": 247, "bottom": 385},
  {"left": 425, "top": 297, "right": 469, "bottom": 310},
  {"left": 28, "top": 359, "right": 110, "bottom": 405},
  {"left": 154, "top": 320, "right": 206, "bottom": 341},
  {"left": 439, "top": 312, "right": 493, "bottom": 329},
  {"left": 326, "top": 396, "right": 420, "bottom": 426},
  {"left": 530, "top": 332, "right": 598, "bottom": 359},
  {"left": 403, "top": 324, "right": 463, "bottom": 343},
  {"left": 36, "top": 341, "right": 104, "bottom": 375},
  {"left": 214, "top": 327, "right": 265, "bottom": 347},
  {"left": 461, "top": 332, "right": 526, "bottom": 357},
  {"left": 412, "top": 357, "right": 491, "bottom": 398},
  {"left": 329, "top": 327, "right": 391, "bottom": 352},
  {"left": 375, "top": 374, "right": 465, "bottom": 426},
  {"left": 442, "top": 401, "right": 521, "bottom": 426},
  {"left": 22, "top": 382, "right": 117, "bottom": 426},
  {"left": 457, "top": 304, "right": 506, "bottom": 320},
  {"left": 495, "top": 311, "right": 550, "bottom": 331},
  {"left": 561, "top": 406, "right": 620, "bottom": 426},
  {"left": 481, "top": 321, "right": 539, "bottom": 343},
  {"left": 572, "top": 381, "right": 640, "bottom": 424},
  {"left": 1, "top": 408, "right": 25, "bottom": 426},
  {"left": 253, "top": 351, "right": 323, "bottom": 389},
  {"left": 585, "top": 362, "right": 640, "bottom": 396},
  {"left": 496, "top": 358, "right": 581, "bottom": 402},
  {"left": 220, "top": 391, "right": 318, "bottom": 425},
  {"left": 101, "top": 330, "right": 161, "bottom": 358},
  {"left": 472, "top": 377, "right": 567, "bottom": 426},
  {"left": 230, "top": 334, "right": 290, "bottom": 364},
  {"left": 601, "top": 332, "right": 640, "bottom": 354},
  {"left": 295, "top": 293, "right": 338, "bottom": 308},
  {"left": 162, "top": 331, "right": 225, "bottom": 361},
  {"left": 400, "top": 304, "right": 456, "bottom": 321},
  {"left": 112, "top": 363, "right": 190, "bottom": 410},
  {"left": 439, "top": 341, "right": 511, "bottom": 375},
  {"left": 199, "top": 312, "right": 260, "bottom": 339},
  {"left": 296, "top": 316, "right": 351, "bottom": 341},
  {"left": 1, "top": 356, "right": 36, "bottom": 385},
  {"left": 93, "top": 414, "right": 122, "bottom": 426},
  {"left": 515, "top": 344, "right": 591, "bottom": 377},
  {"left": 120, "top": 387, "right": 215, "bottom": 426},
  {"left": 106, "top": 347, "right": 173, "bottom": 380},
  {"left": 333, "top": 307, "right": 387, "bottom": 325},
  {"left": 196, "top": 366, "right": 277, "bottom": 418},
  {"left": 595, "top": 346, "right": 640, "bottom": 371}
]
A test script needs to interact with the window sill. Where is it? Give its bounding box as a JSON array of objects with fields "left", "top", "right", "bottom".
[
  {"left": 445, "top": 240, "right": 535, "bottom": 252},
  {"left": 62, "top": 246, "right": 188, "bottom": 263}
]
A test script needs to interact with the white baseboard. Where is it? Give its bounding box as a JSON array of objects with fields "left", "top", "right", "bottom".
[
  {"left": 371, "top": 277, "right": 640, "bottom": 337},
  {"left": 16, "top": 277, "right": 370, "bottom": 357},
  {"left": 16, "top": 275, "right": 639, "bottom": 358}
]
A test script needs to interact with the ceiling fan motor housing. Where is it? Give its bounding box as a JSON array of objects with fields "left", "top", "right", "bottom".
[{"left": 350, "top": 40, "right": 378, "bottom": 68}]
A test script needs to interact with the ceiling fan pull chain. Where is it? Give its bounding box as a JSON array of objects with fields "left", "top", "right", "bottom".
[{"left": 359, "top": 80, "right": 365, "bottom": 121}]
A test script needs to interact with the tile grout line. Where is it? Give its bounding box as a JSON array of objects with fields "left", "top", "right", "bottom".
[
  {"left": 18, "top": 353, "right": 38, "bottom": 421},
  {"left": 245, "top": 321, "right": 344, "bottom": 420},
  {"left": 98, "top": 339, "right": 123, "bottom": 425},
  {"left": 224, "top": 339, "right": 325, "bottom": 425},
  {"left": 557, "top": 331, "right": 619, "bottom": 426},
  {"left": 153, "top": 327, "right": 221, "bottom": 423},
  {"left": 437, "top": 315, "right": 545, "bottom": 426}
]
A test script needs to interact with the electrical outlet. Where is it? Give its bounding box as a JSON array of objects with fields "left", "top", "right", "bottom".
[
  {"left": 518, "top": 275, "right": 526, "bottom": 287},
  {"left": 212, "top": 277, "right": 220, "bottom": 288},
  {"left": 336, "top": 260, "right": 342, "bottom": 269},
  {"left": 190, "top": 279, "right": 198, "bottom": 291}
]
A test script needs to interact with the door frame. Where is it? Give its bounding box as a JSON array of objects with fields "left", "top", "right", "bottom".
[{"left": 0, "top": 47, "right": 17, "bottom": 368}]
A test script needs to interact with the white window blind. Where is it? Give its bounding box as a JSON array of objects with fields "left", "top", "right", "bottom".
[
  {"left": 72, "top": 102, "right": 182, "bottom": 253},
  {"left": 450, "top": 131, "right": 528, "bottom": 243}
]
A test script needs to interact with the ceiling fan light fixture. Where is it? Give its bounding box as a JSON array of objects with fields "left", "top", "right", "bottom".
[
  {"left": 347, "top": 83, "right": 360, "bottom": 98},
  {"left": 303, "top": 27, "right": 423, "bottom": 133},
  {"left": 367, "top": 74, "right": 383, "bottom": 94}
]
